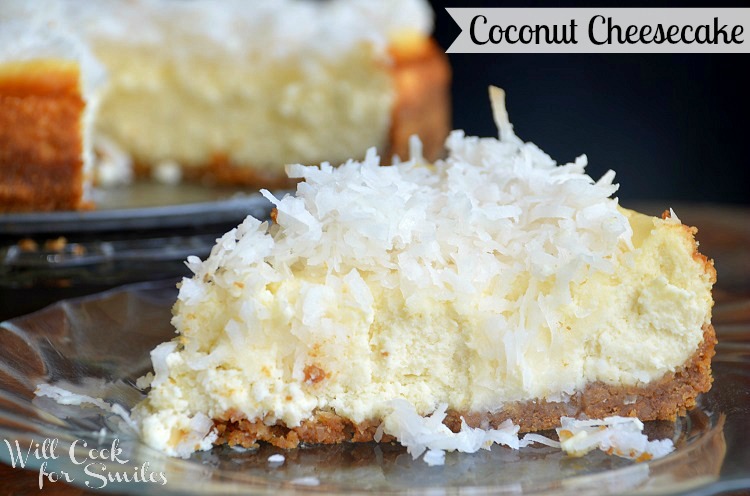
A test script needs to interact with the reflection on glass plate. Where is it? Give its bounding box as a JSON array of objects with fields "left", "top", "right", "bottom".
[
  {"left": 0, "top": 281, "right": 748, "bottom": 495},
  {"left": 0, "top": 182, "right": 280, "bottom": 234}
]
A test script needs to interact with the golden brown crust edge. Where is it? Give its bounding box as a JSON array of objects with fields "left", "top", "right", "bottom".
[
  {"left": 0, "top": 63, "right": 88, "bottom": 212},
  {"left": 214, "top": 324, "right": 716, "bottom": 450},
  {"left": 386, "top": 37, "right": 451, "bottom": 164}
]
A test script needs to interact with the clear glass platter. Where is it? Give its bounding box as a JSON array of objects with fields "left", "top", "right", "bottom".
[{"left": 0, "top": 280, "right": 749, "bottom": 495}]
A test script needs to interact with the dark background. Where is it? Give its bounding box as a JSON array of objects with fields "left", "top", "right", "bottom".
[{"left": 427, "top": 0, "right": 750, "bottom": 205}]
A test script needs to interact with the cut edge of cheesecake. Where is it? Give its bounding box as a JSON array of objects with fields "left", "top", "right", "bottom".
[
  {"left": 210, "top": 211, "right": 717, "bottom": 450},
  {"left": 213, "top": 323, "right": 715, "bottom": 450}
]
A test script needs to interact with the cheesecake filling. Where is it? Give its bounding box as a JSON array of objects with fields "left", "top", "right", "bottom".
[
  {"left": 133, "top": 91, "right": 714, "bottom": 457},
  {"left": 69, "top": 0, "right": 434, "bottom": 174},
  {"left": 92, "top": 42, "right": 394, "bottom": 173}
]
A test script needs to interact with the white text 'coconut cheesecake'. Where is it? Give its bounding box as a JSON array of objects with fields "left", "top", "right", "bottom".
[{"left": 133, "top": 89, "right": 715, "bottom": 458}]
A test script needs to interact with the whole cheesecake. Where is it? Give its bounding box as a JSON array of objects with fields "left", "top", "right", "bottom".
[
  {"left": 76, "top": 0, "right": 450, "bottom": 187},
  {"left": 0, "top": 0, "right": 450, "bottom": 212},
  {"left": 132, "top": 89, "right": 715, "bottom": 457}
]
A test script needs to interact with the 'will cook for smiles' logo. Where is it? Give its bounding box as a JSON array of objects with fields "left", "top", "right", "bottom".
[{"left": 3, "top": 437, "right": 167, "bottom": 489}]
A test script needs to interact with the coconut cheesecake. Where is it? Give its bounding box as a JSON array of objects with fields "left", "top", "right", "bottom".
[
  {"left": 0, "top": 0, "right": 450, "bottom": 212},
  {"left": 132, "top": 89, "right": 715, "bottom": 458}
]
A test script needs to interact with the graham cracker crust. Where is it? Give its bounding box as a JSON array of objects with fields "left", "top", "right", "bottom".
[{"left": 214, "top": 324, "right": 716, "bottom": 450}]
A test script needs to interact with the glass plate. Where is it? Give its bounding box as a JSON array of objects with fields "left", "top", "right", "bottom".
[
  {"left": 0, "top": 182, "right": 280, "bottom": 234},
  {"left": 0, "top": 280, "right": 749, "bottom": 495}
]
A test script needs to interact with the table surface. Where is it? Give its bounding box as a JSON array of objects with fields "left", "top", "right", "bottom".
[{"left": 1, "top": 202, "right": 749, "bottom": 495}]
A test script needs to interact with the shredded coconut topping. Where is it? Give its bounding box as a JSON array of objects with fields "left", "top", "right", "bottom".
[
  {"left": 186, "top": 89, "right": 632, "bottom": 392},
  {"left": 216, "top": 97, "right": 622, "bottom": 274},
  {"left": 66, "top": 0, "right": 432, "bottom": 62}
]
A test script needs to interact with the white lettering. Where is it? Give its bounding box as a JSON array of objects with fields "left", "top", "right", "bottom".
[
  {"left": 69, "top": 439, "right": 87, "bottom": 465},
  {"left": 3, "top": 439, "right": 33, "bottom": 469}
]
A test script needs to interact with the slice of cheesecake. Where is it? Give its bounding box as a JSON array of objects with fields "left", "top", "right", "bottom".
[{"left": 133, "top": 89, "right": 715, "bottom": 458}]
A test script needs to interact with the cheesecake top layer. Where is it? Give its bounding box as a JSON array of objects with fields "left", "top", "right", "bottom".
[
  {"left": 67, "top": 0, "right": 433, "bottom": 61},
  {"left": 2, "top": 0, "right": 432, "bottom": 82}
]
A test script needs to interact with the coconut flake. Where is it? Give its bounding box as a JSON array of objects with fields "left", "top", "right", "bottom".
[
  {"left": 557, "top": 416, "right": 674, "bottom": 461},
  {"left": 175, "top": 413, "right": 218, "bottom": 459},
  {"left": 520, "top": 432, "right": 561, "bottom": 449},
  {"left": 423, "top": 449, "right": 446, "bottom": 466},
  {"left": 381, "top": 401, "right": 671, "bottom": 466},
  {"left": 665, "top": 208, "right": 682, "bottom": 225},
  {"left": 35, "top": 383, "right": 138, "bottom": 433},
  {"left": 94, "top": 134, "right": 134, "bottom": 186},
  {"left": 380, "top": 399, "right": 522, "bottom": 465},
  {"left": 489, "top": 86, "right": 520, "bottom": 145},
  {"left": 149, "top": 342, "right": 178, "bottom": 388}
]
